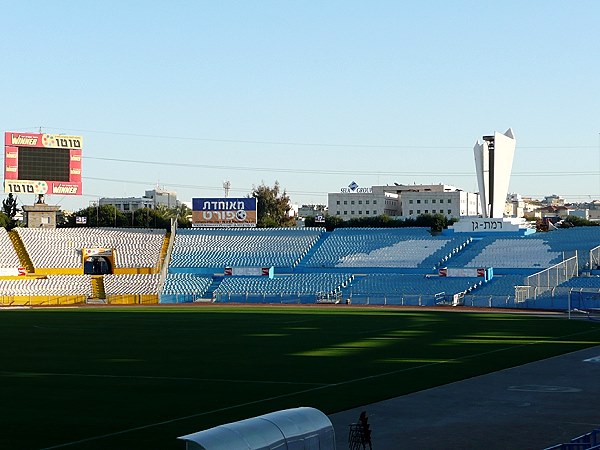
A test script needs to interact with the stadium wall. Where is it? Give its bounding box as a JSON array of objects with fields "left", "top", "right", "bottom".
[
  {"left": 113, "top": 267, "right": 156, "bottom": 275},
  {"left": 105, "top": 294, "right": 158, "bottom": 304},
  {"left": 297, "top": 267, "right": 438, "bottom": 275},
  {"left": 29, "top": 267, "right": 156, "bottom": 275},
  {"left": 34, "top": 268, "right": 83, "bottom": 275},
  {"left": 0, "top": 295, "right": 86, "bottom": 307}
]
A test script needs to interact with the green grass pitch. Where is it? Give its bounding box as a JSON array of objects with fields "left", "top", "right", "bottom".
[{"left": 1, "top": 306, "right": 600, "bottom": 450}]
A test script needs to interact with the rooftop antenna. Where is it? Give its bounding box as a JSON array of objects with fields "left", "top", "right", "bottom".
[{"left": 223, "top": 180, "right": 231, "bottom": 198}]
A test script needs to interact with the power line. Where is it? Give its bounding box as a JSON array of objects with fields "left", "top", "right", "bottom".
[
  {"left": 83, "top": 177, "right": 327, "bottom": 197},
  {"left": 84, "top": 156, "right": 600, "bottom": 177},
  {"left": 86, "top": 156, "right": 470, "bottom": 176},
  {"left": 37, "top": 126, "right": 597, "bottom": 149}
]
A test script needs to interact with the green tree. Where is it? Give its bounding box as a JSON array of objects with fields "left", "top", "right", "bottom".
[
  {"left": 304, "top": 214, "right": 344, "bottom": 231},
  {"left": 133, "top": 207, "right": 170, "bottom": 229},
  {"left": 414, "top": 213, "right": 452, "bottom": 232},
  {"left": 66, "top": 205, "right": 128, "bottom": 227},
  {"left": 2, "top": 193, "right": 20, "bottom": 218},
  {"left": 251, "top": 182, "right": 295, "bottom": 228},
  {"left": 66, "top": 205, "right": 176, "bottom": 229},
  {"left": 0, "top": 212, "right": 10, "bottom": 229},
  {"left": 2, "top": 194, "right": 21, "bottom": 229},
  {"left": 176, "top": 203, "right": 193, "bottom": 228},
  {"left": 306, "top": 212, "right": 455, "bottom": 232},
  {"left": 563, "top": 215, "right": 599, "bottom": 227},
  {"left": 158, "top": 203, "right": 192, "bottom": 228}
]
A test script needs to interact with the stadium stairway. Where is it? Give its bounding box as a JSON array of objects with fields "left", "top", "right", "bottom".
[
  {"left": 90, "top": 275, "right": 106, "bottom": 300},
  {"left": 203, "top": 275, "right": 224, "bottom": 300},
  {"left": 419, "top": 236, "right": 473, "bottom": 270},
  {"left": 8, "top": 230, "right": 34, "bottom": 274},
  {"left": 294, "top": 232, "right": 330, "bottom": 271},
  {"left": 158, "top": 233, "right": 171, "bottom": 273},
  {"left": 436, "top": 236, "right": 478, "bottom": 268}
]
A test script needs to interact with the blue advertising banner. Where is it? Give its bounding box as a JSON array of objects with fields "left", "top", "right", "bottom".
[{"left": 192, "top": 197, "right": 257, "bottom": 227}]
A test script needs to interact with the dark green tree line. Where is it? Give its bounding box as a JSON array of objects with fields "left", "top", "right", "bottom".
[
  {"left": 305, "top": 213, "right": 455, "bottom": 232},
  {"left": 63, "top": 204, "right": 192, "bottom": 229}
]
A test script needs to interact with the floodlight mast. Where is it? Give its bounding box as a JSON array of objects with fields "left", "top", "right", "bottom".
[{"left": 223, "top": 180, "right": 231, "bottom": 198}]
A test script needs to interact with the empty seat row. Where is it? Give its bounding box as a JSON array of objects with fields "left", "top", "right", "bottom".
[
  {"left": 304, "top": 230, "right": 462, "bottom": 268},
  {"left": 16, "top": 227, "right": 165, "bottom": 269},
  {"left": 0, "top": 228, "right": 20, "bottom": 268},
  {"left": 343, "top": 274, "right": 479, "bottom": 296},
  {"left": 214, "top": 273, "right": 353, "bottom": 296},
  {"left": 103, "top": 274, "right": 161, "bottom": 295},
  {"left": 162, "top": 274, "right": 212, "bottom": 296},
  {"left": 170, "top": 228, "right": 324, "bottom": 269},
  {"left": 0, "top": 275, "right": 92, "bottom": 296}
]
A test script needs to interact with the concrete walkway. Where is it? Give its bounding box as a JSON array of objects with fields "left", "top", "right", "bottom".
[{"left": 329, "top": 345, "right": 600, "bottom": 450}]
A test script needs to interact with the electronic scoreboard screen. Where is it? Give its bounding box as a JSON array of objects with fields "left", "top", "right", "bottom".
[{"left": 4, "top": 132, "right": 82, "bottom": 196}]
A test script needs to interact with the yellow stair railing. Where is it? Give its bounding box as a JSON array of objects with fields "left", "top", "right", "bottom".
[{"left": 8, "top": 230, "right": 34, "bottom": 274}]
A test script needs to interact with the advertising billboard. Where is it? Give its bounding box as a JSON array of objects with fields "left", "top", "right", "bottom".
[
  {"left": 192, "top": 197, "right": 257, "bottom": 227},
  {"left": 4, "top": 132, "right": 82, "bottom": 195},
  {"left": 439, "top": 267, "right": 492, "bottom": 281}
]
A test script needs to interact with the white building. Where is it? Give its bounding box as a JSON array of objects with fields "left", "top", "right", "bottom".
[
  {"left": 543, "top": 194, "right": 565, "bottom": 207},
  {"left": 144, "top": 188, "right": 178, "bottom": 208},
  {"left": 328, "top": 185, "right": 398, "bottom": 219},
  {"left": 392, "top": 184, "right": 480, "bottom": 218},
  {"left": 99, "top": 187, "right": 179, "bottom": 213},
  {"left": 327, "top": 182, "right": 479, "bottom": 219},
  {"left": 297, "top": 204, "right": 327, "bottom": 218}
]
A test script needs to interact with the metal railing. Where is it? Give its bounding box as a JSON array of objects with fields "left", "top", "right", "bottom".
[
  {"left": 590, "top": 245, "right": 600, "bottom": 270},
  {"left": 157, "top": 219, "right": 177, "bottom": 295},
  {"left": 515, "top": 255, "right": 578, "bottom": 302}
]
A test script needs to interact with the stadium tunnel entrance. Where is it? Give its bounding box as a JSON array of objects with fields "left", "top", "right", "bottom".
[
  {"left": 84, "top": 256, "right": 113, "bottom": 275},
  {"left": 81, "top": 248, "right": 115, "bottom": 275}
]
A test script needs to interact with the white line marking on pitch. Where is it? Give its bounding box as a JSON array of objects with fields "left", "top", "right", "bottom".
[{"left": 0, "top": 371, "right": 326, "bottom": 386}]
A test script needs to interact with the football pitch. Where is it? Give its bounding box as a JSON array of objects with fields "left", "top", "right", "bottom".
[{"left": 2, "top": 306, "right": 600, "bottom": 450}]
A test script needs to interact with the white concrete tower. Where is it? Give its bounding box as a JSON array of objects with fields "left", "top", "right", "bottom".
[{"left": 473, "top": 128, "right": 516, "bottom": 218}]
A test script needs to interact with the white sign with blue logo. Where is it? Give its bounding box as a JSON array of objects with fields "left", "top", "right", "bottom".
[{"left": 340, "top": 181, "right": 372, "bottom": 194}]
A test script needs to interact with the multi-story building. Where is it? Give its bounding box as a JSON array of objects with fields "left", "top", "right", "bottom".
[
  {"left": 99, "top": 187, "right": 179, "bottom": 213},
  {"left": 398, "top": 189, "right": 478, "bottom": 218},
  {"left": 297, "top": 204, "right": 327, "bottom": 218},
  {"left": 505, "top": 194, "right": 543, "bottom": 218},
  {"left": 143, "top": 188, "right": 178, "bottom": 209},
  {"left": 328, "top": 185, "right": 399, "bottom": 219},
  {"left": 542, "top": 194, "right": 565, "bottom": 207},
  {"left": 327, "top": 183, "right": 479, "bottom": 219}
]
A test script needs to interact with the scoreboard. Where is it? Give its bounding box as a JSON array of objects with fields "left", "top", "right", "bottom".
[{"left": 4, "top": 132, "right": 82, "bottom": 196}]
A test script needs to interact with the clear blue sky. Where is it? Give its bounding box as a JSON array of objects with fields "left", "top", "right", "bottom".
[{"left": 2, "top": 0, "right": 600, "bottom": 212}]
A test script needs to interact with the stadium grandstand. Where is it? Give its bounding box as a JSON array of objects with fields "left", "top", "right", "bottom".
[
  {"left": 1, "top": 224, "right": 600, "bottom": 311},
  {"left": 0, "top": 227, "right": 169, "bottom": 306}
]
